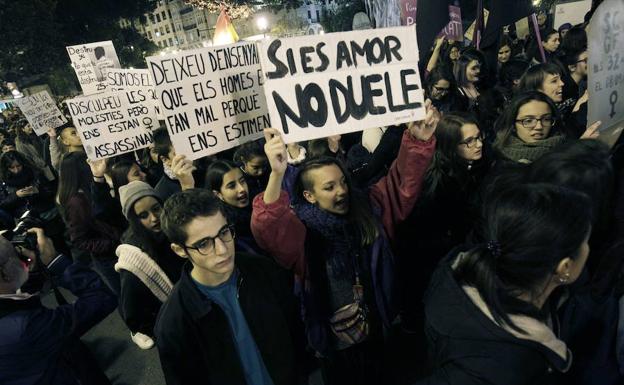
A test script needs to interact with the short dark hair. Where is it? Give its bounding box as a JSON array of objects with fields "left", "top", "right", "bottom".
[
  {"left": 161, "top": 188, "right": 226, "bottom": 245},
  {"left": 152, "top": 127, "right": 173, "bottom": 160},
  {"left": 498, "top": 59, "right": 530, "bottom": 91},
  {"left": 233, "top": 140, "right": 265, "bottom": 165},
  {"left": 518, "top": 62, "right": 562, "bottom": 93}
]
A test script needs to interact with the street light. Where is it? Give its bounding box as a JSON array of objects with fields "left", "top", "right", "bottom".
[{"left": 256, "top": 16, "right": 268, "bottom": 37}]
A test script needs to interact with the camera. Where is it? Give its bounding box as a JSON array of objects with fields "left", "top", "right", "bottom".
[{"left": 0, "top": 211, "right": 42, "bottom": 262}]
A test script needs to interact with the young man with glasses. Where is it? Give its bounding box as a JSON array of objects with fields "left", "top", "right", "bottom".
[{"left": 156, "top": 189, "right": 298, "bottom": 385}]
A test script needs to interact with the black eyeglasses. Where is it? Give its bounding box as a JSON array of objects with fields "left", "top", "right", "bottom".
[
  {"left": 576, "top": 58, "right": 588, "bottom": 64},
  {"left": 459, "top": 134, "right": 484, "bottom": 148},
  {"left": 433, "top": 85, "right": 450, "bottom": 94},
  {"left": 515, "top": 116, "right": 555, "bottom": 129},
  {"left": 183, "top": 224, "right": 235, "bottom": 256}
]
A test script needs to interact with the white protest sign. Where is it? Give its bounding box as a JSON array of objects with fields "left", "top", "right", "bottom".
[
  {"left": 66, "top": 90, "right": 157, "bottom": 160},
  {"left": 13, "top": 91, "right": 67, "bottom": 136},
  {"left": 259, "top": 25, "right": 425, "bottom": 144},
  {"left": 146, "top": 41, "right": 269, "bottom": 160},
  {"left": 66, "top": 41, "right": 121, "bottom": 95},
  {"left": 588, "top": 0, "right": 624, "bottom": 148},
  {"left": 105, "top": 68, "right": 163, "bottom": 119},
  {"left": 554, "top": 0, "right": 592, "bottom": 29}
]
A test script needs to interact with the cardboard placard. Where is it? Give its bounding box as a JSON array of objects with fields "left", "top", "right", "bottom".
[
  {"left": 439, "top": 6, "right": 463, "bottom": 41},
  {"left": 66, "top": 90, "right": 158, "bottom": 160},
  {"left": 588, "top": 0, "right": 624, "bottom": 148},
  {"left": 400, "top": 0, "right": 417, "bottom": 26},
  {"left": 66, "top": 41, "right": 121, "bottom": 95},
  {"left": 515, "top": 17, "right": 530, "bottom": 40},
  {"left": 13, "top": 91, "right": 67, "bottom": 135},
  {"left": 146, "top": 41, "right": 269, "bottom": 160},
  {"left": 465, "top": 9, "right": 490, "bottom": 41},
  {"left": 105, "top": 68, "right": 163, "bottom": 119},
  {"left": 554, "top": 0, "right": 592, "bottom": 29},
  {"left": 259, "top": 25, "right": 425, "bottom": 144}
]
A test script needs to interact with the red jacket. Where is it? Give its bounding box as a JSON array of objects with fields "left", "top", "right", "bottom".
[{"left": 251, "top": 130, "right": 436, "bottom": 278}]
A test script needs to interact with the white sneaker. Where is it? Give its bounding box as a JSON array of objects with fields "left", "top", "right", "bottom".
[{"left": 131, "top": 332, "right": 155, "bottom": 350}]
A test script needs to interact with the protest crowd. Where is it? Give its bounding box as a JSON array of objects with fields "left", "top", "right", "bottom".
[{"left": 2, "top": 0, "right": 624, "bottom": 384}]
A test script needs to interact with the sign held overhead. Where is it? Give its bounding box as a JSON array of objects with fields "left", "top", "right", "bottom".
[{"left": 259, "top": 25, "right": 425, "bottom": 144}]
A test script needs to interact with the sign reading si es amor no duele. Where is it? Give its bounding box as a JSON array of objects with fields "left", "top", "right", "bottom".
[
  {"left": 588, "top": 0, "right": 624, "bottom": 147},
  {"left": 13, "top": 91, "right": 67, "bottom": 136},
  {"left": 259, "top": 25, "right": 425, "bottom": 144},
  {"left": 66, "top": 41, "right": 121, "bottom": 95},
  {"left": 66, "top": 89, "right": 158, "bottom": 160},
  {"left": 145, "top": 41, "right": 269, "bottom": 160}
]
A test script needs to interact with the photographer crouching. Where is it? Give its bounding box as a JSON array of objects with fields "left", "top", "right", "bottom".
[{"left": 0, "top": 227, "right": 117, "bottom": 385}]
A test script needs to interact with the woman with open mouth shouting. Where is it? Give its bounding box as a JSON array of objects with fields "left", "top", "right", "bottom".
[{"left": 251, "top": 100, "right": 440, "bottom": 385}]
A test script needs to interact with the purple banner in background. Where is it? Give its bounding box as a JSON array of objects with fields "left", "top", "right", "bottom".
[
  {"left": 439, "top": 5, "right": 463, "bottom": 41},
  {"left": 401, "top": 0, "right": 417, "bottom": 26}
]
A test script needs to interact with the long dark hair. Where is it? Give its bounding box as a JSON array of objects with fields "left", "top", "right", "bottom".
[
  {"left": 109, "top": 160, "right": 137, "bottom": 198},
  {"left": 0, "top": 151, "right": 39, "bottom": 183},
  {"left": 57, "top": 151, "right": 92, "bottom": 212},
  {"left": 123, "top": 196, "right": 166, "bottom": 259},
  {"left": 454, "top": 51, "right": 482, "bottom": 88},
  {"left": 205, "top": 159, "right": 239, "bottom": 192},
  {"left": 14, "top": 121, "right": 38, "bottom": 145},
  {"left": 493, "top": 91, "right": 559, "bottom": 151},
  {"left": 421, "top": 113, "right": 481, "bottom": 199},
  {"left": 294, "top": 157, "right": 378, "bottom": 246},
  {"left": 455, "top": 183, "right": 592, "bottom": 333},
  {"left": 425, "top": 66, "right": 456, "bottom": 100}
]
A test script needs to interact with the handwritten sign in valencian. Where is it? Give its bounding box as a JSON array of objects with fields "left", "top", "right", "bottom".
[
  {"left": 13, "top": 91, "right": 67, "bottom": 136},
  {"left": 66, "top": 90, "right": 157, "bottom": 160},
  {"left": 588, "top": 0, "right": 624, "bottom": 146},
  {"left": 67, "top": 41, "right": 121, "bottom": 95},
  {"left": 106, "top": 68, "right": 162, "bottom": 118},
  {"left": 146, "top": 42, "right": 269, "bottom": 160},
  {"left": 259, "top": 25, "right": 425, "bottom": 144}
]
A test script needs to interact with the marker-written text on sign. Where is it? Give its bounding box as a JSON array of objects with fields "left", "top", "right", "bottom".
[
  {"left": 66, "top": 89, "right": 157, "bottom": 160},
  {"left": 259, "top": 25, "right": 425, "bottom": 144},
  {"left": 146, "top": 42, "right": 269, "bottom": 160}
]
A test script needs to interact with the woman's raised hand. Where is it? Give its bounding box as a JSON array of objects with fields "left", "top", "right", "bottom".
[
  {"left": 408, "top": 99, "right": 441, "bottom": 142},
  {"left": 171, "top": 154, "right": 196, "bottom": 190},
  {"left": 264, "top": 128, "right": 288, "bottom": 175}
]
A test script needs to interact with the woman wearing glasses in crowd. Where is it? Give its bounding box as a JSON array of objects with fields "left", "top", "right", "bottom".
[
  {"left": 115, "top": 181, "right": 184, "bottom": 350},
  {"left": 493, "top": 92, "right": 564, "bottom": 164},
  {"left": 494, "top": 92, "right": 599, "bottom": 164},
  {"left": 397, "top": 113, "right": 491, "bottom": 331},
  {"left": 425, "top": 66, "right": 466, "bottom": 114}
]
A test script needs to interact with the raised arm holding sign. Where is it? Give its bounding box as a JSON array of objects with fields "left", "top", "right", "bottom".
[{"left": 259, "top": 25, "right": 426, "bottom": 144}]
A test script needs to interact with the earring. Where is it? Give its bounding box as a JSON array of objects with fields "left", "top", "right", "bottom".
[{"left": 558, "top": 272, "right": 571, "bottom": 284}]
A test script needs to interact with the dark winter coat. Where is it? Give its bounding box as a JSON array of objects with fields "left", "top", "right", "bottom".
[
  {"left": 416, "top": 251, "right": 571, "bottom": 385},
  {"left": 154, "top": 253, "right": 299, "bottom": 385}
]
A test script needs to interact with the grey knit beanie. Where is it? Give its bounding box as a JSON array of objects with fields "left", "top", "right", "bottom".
[{"left": 119, "top": 181, "right": 160, "bottom": 219}]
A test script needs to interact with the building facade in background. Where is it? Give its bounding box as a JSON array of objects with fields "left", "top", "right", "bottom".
[{"left": 119, "top": 0, "right": 338, "bottom": 50}]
